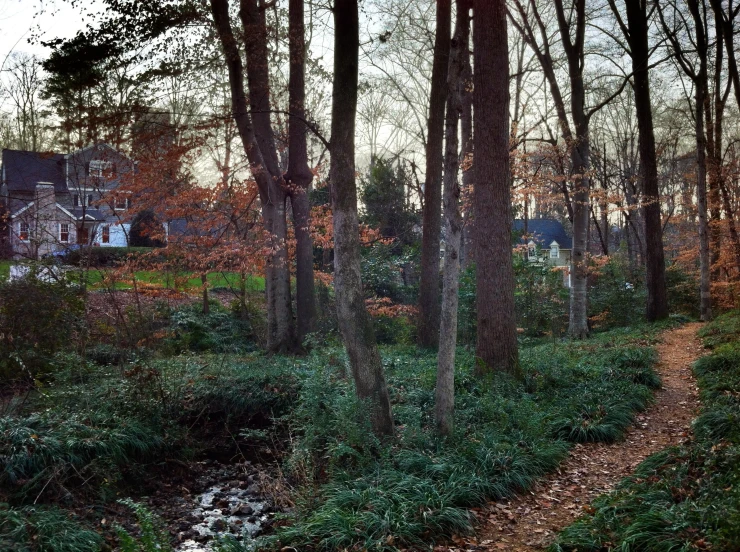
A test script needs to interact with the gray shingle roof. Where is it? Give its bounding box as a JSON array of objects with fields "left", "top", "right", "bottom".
[
  {"left": 2, "top": 149, "right": 66, "bottom": 193},
  {"left": 513, "top": 218, "right": 573, "bottom": 249}
]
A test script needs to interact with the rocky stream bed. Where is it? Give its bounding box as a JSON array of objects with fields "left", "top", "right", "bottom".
[{"left": 144, "top": 459, "right": 278, "bottom": 551}]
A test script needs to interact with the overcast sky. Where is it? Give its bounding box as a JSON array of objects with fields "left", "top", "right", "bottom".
[{"left": 0, "top": 0, "right": 93, "bottom": 69}]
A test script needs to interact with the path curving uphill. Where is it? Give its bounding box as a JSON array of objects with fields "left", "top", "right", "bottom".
[{"left": 466, "top": 323, "right": 705, "bottom": 552}]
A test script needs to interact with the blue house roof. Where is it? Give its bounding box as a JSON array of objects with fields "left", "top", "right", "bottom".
[{"left": 513, "top": 218, "right": 572, "bottom": 249}]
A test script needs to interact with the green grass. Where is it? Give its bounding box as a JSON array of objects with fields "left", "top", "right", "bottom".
[
  {"left": 551, "top": 312, "right": 740, "bottom": 552},
  {"left": 0, "top": 260, "right": 10, "bottom": 281},
  {"left": 0, "top": 504, "right": 102, "bottom": 552}
]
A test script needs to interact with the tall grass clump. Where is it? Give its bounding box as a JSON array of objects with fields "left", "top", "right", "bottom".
[
  {"left": 552, "top": 311, "right": 740, "bottom": 552},
  {"left": 0, "top": 504, "right": 101, "bottom": 552}
]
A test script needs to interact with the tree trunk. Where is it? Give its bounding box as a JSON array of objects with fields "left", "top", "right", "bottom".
[
  {"left": 435, "top": 0, "right": 469, "bottom": 436},
  {"left": 460, "top": 40, "right": 474, "bottom": 268},
  {"left": 287, "top": 0, "right": 317, "bottom": 341},
  {"left": 201, "top": 273, "right": 209, "bottom": 315},
  {"left": 331, "top": 0, "right": 394, "bottom": 437},
  {"left": 418, "top": 0, "right": 451, "bottom": 348},
  {"left": 622, "top": 0, "right": 669, "bottom": 321},
  {"left": 688, "top": 0, "right": 713, "bottom": 321},
  {"left": 473, "top": 0, "right": 519, "bottom": 376},
  {"left": 210, "top": 0, "right": 296, "bottom": 352}
]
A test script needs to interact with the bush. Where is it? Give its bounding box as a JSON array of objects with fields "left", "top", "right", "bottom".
[
  {"left": 0, "top": 270, "right": 86, "bottom": 381},
  {"left": 62, "top": 246, "right": 154, "bottom": 267},
  {"left": 0, "top": 505, "right": 101, "bottom": 552},
  {"left": 163, "top": 302, "right": 255, "bottom": 354},
  {"left": 588, "top": 255, "right": 646, "bottom": 330}
]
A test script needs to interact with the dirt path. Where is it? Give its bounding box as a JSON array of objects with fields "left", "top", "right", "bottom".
[{"left": 457, "top": 323, "right": 705, "bottom": 552}]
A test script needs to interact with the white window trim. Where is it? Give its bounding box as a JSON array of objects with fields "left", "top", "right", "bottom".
[
  {"left": 101, "top": 225, "right": 110, "bottom": 244},
  {"left": 89, "top": 160, "right": 112, "bottom": 178},
  {"left": 549, "top": 242, "right": 560, "bottom": 259},
  {"left": 59, "top": 223, "right": 70, "bottom": 243},
  {"left": 18, "top": 222, "right": 30, "bottom": 242}
]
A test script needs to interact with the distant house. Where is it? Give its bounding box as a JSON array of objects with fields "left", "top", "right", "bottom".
[
  {"left": 513, "top": 218, "right": 573, "bottom": 287},
  {"left": 1, "top": 144, "right": 135, "bottom": 259}
]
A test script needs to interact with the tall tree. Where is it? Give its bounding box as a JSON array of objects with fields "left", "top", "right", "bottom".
[
  {"left": 657, "top": 0, "right": 712, "bottom": 320},
  {"left": 330, "top": 0, "right": 394, "bottom": 437},
  {"left": 418, "top": 0, "right": 451, "bottom": 348},
  {"left": 473, "top": 0, "right": 519, "bottom": 375},
  {"left": 436, "top": 0, "right": 470, "bottom": 435},
  {"left": 210, "top": 0, "right": 296, "bottom": 351},
  {"left": 509, "top": 0, "right": 597, "bottom": 338},
  {"left": 286, "top": 0, "right": 317, "bottom": 340},
  {"left": 607, "top": 0, "right": 669, "bottom": 321}
]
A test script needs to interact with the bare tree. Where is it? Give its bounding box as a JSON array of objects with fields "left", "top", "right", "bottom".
[
  {"left": 606, "top": 0, "right": 669, "bottom": 321},
  {"left": 331, "top": 0, "right": 395, "bottom": 437},
  {"left": 418, "top": 0, "right": 451, "bottom": 348},
  {"left": 436, "top": 0, "right": 470, "bottom": 435},
  {"left": 657, "top": 0, "right": 712, "bottom": 320}
]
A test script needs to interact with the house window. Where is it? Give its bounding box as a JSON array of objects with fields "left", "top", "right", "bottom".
[
  {"left": 114, "top": 195, "right": 130, "bottom": 210},
  {"left": 59, "top": 223, "right": 70, "bottom": 243},
  {"left": 527, "top": 241, "right": 536, "bottom": 261},
  {"left": 102, "top": 226, "right": 110, "bottom": 244},
  {"left": 89, "top": 160, "right": 112, "bottom": 178},
  {"left": 550, "top": 244, "right": 560, "bottom": 259},
  {"left": 19, "top": 222, "right": 29, "bottom": 241},
  {"left": 74, "top": 193, "right": 95, "bottom": 207}
]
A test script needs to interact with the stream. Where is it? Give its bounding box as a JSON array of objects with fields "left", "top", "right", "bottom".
[{"left": 147, "top": 459, "right": 276, "bottom": 551}]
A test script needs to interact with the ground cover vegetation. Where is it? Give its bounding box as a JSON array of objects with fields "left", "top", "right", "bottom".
[
  {"left": 0, "top": 267, "right": 677, "bottom": 550},
  {"left": 551, "top": 310, "right": 740, "bottom": 552}
]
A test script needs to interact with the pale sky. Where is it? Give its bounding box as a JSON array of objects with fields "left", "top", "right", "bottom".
[{"left": 0, "top": 0, "right": 94, "bottom": 69}]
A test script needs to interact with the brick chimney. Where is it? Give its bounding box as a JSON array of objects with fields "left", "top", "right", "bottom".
[{"left": 34, "top": 182, "right": 57, "bottom": 257}]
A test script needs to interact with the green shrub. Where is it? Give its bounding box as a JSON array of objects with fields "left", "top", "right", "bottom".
[
  {"left": 116, "top": 499, "right": 173, "bottom": 552},
  {"left": 164, "top": 302, "right": 255, "bottom": 354},
  {"left": 0, "top": 271, "right": 86, "bottom": 381},
  {"left": 0, "top": 504, "right": 102, "bottom": 552},
  {"left": 62, "top": 246, "right": 154, "bottom": 267}
]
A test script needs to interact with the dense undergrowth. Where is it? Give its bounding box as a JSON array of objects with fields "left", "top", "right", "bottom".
[
  {"left": 0, "top": 315, "right": 676, "bottom": 551},
  {"left": 551, "top": 311, "right": 740, "bottom": 552}
]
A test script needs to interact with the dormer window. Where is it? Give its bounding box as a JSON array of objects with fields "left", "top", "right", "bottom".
[
  {"left": 89, "top": 160, "right": 112, "bottom": 178},
  {"left": 114, "top": 194, "right": 131, "bottom": 210},
  {"left": 550, "top": 241, "right": 560, "bottom": 259},
  {"left": 528, "top": 240, "right": 536, "bottom": 261},
  {"left": 74, "top": 193, "right": 95, "bottom": 207}
]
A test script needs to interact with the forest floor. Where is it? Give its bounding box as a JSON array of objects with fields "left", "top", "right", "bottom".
[{"left": 460, "top": 322, "right": 706, "bottom": 552}]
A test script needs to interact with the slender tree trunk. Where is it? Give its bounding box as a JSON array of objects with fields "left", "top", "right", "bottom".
[
  {"left": 331, "top": 0, "right": 394, "bottom": 437},
  {"left": 287, "top": 0, "right": 317, "bottom": 341},
  {"left": 201, "top": 273, "right": 209, "bottom": 315},
  {"left": 418, "top": 0, "right": 451, "bottom": 348},
  {"left": 436, "top": 0, "right": 469, "bottom": 436},
  {"left": 622, "top": 0, "right": 669, "bottom": 321},
  {"left": 460, "top": 43, "right": 474, "bottom": 268},
  {"left": 473, "top": 0, "right": 519, "bottom": 376}
]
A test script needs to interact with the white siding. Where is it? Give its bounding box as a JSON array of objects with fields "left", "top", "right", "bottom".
[{"left": 96, "top": 224, "right": 130, "bottom": 247}]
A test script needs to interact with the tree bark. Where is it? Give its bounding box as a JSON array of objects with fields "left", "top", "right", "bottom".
[
  {"left": 619, "top": 0, "right": 669, "bottom": 321},
  {"left": 210, "top": 0, "right": 296, "bottom": 352},
  {"left": 418, "top": 0, "right": 451, "bottom": 348},
  {"left": 473, "top": 0, "right": 519, "bottom": 376},
  {"left": 331, "top": 0, "right": 394, "bottom": 437},
  {"left": 287, "top": 0, "right": 317, "bottom": 341},
  {"left": 436, "top": 0, "right": 469, "bottom": 436}
]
